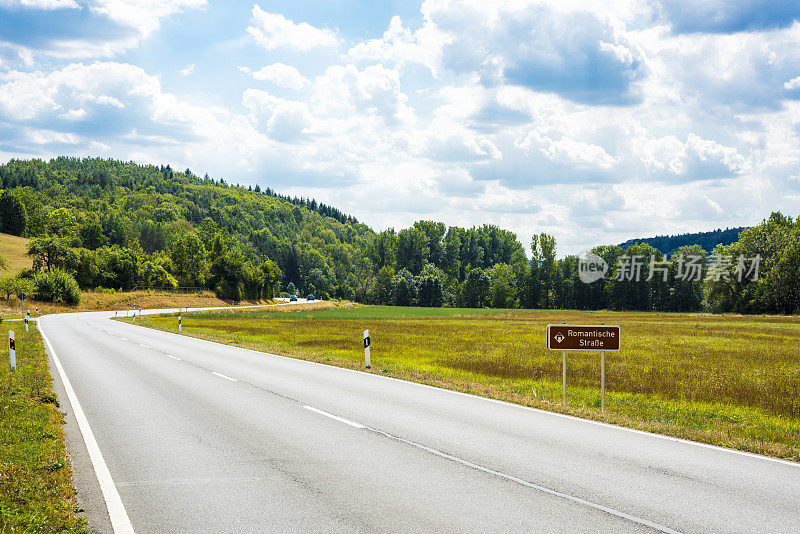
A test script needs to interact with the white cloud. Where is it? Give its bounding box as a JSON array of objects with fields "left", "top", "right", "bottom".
[
  {"left": 179, "top": 64, "right": 195, "bottom": 76},
  {"left": 59, "top": 107, "right": 87, "bottom": 120},
  {"left": 247, "top": 5, "right": 338, "bottom": 51},
  {"left": 309, "top": 64, "right": 413, "bottom": 125},
  {"left": 240, "top": 63, "right": 308, "bottom": 90},
  {"left": 348, "top": 15, "right": 448, "bottom": 75},
  {"left": 17, "top": 0, "right": 79, "bottom": 8},
  {"left": 0, "top": 0, "right": 206, "bottom": 59},
  {"left": 242, "top": 89, "right": 313, "bottom": 141},
  {"left": 89, "top": 0, "right": 207, "bottom": 41},
  {"left": 784, "top": 75, "right": 800, "bottom": 90}
]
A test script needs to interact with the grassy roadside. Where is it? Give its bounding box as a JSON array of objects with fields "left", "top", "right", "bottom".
[
  {"left": 127, "top": 305, "right": 800, "bottom": 462},
  {"left": 0, "top": 320, "right": 87, "bottom": 533}
]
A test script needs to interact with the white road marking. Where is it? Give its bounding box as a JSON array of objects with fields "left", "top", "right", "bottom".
[
  {"left": 139, "top": 344, "right": 150, "bottom": 349},
  {"left": 38, "top": 322, "right": 135, "bottom": 534},
  {"left": 299, "top": 402, "right": 677, "bottom": 531},
  {"left": 368, "top": 426, "right": 681, "bottom": 534},
  {"left": 120, "top": 337, "right": 128, "bottom": 341},
  {"left": 165, "top": 354, "right": 181, "bottom": 361},
  {"left": 303, "top": 406, "right": 365, "bottom": 429},
  {"left": 211, "top": 371, "right": 237, "bottom": 381}
]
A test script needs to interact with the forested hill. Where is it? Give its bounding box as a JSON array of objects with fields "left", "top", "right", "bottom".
[
  {"left": 0, "top": 157, "right": 374, "bottom": 300},
  {"left": 0, "top": 157, "right": 525, "bottom": 303},
  {"left": 618, "top": 227, "right": 746, "bottom": 257}
]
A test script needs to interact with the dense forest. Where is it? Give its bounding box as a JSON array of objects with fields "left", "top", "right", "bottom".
[
  {"left": 1, "top": 157, "right": 798, "bottom": 314},
  {"left": 619, "top": 227, "right": 745, "bottom": 257}
]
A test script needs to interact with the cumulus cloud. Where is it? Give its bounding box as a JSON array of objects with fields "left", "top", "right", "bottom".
[
  {"left": 310, "top": 64, "right": 412, "bottom": 123},
  {"left": 658, "top": 0, "right": 800, "bottom": 34},
  {"left": 240, "top": 63, "right": 308, "bottom": 90},
  {"left": 16, "top": 0, "right": 79, "bottom": 8},
  {"left": 247, "top": 5, "right": 338, "bottom": 51},
  {"left": 242, "top": 89, "right": 313, "bottom": 141},
  {"left": 0, "top": 61, "right": 223, "bottom": 151},
  {"left": 0, "top": 0, "right": 205, "bottom": 58},
  {"left": 784, "top": 75, "right": 800, "bottom": 90}
]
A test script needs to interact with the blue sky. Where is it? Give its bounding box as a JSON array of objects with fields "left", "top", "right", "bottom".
[{"left": 2, "top": 0, "right": 800, "bottom": 254}]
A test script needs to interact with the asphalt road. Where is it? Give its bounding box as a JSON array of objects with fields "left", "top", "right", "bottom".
[{"left": 39, "top": 308, "right": 800, "bottom": 533}]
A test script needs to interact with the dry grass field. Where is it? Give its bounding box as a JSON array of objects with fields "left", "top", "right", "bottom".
[
  {"left": 0, "top": 232, "right": 32, "bottom": 273},
  {"left": 0, "top": 289, "right": 276, "bottom": 318},
  {"left": 133, "top": 305, "right": 800, "bottom": 461}
]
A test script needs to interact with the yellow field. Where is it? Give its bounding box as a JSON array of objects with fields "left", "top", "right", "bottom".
[
  {"left": 0, "top": 232, "right": 32, "bottom": 273},
  {"left": 0, "top": 289, "right": 277, "bottom": 317}
]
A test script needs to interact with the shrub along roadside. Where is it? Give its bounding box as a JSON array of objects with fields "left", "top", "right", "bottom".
[
  {"left": 0, "top": 322, "right": 87, "bottom": 532},
  {"left": 32, "top": 269, "right": 81, "bottom": 305}
]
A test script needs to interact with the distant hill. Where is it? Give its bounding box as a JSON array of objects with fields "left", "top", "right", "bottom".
[{"left": 619, "top": 227, "right": 746, "bottom": 257}]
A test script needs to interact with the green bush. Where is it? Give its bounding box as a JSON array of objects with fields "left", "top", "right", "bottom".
[{"left": 33, "top": 270, "right": 81, "bottom": 305}]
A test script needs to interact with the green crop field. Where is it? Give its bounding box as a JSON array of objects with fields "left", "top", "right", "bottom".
[{"left": 133, "top": 305, "right": 800, "bottom": 461}]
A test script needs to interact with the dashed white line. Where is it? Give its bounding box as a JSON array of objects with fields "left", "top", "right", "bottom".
[
  {"left": 300, "top": 403, "right": 677, "bottom": 533},
  {"left": 120, "top": 337, "right": 128, "bottom": 341},
  {"left": 139, "top": 344, "right": 150, "bottom": 349},
  {"left": 302, "top": 406, "right": 365, "bottom": 429},
  {"left": 211, "top": 371, "right": 237, "bottom": 382},
  {"left": 370, "top": 428, "right": 681, "bottom": 534},
  {"left": 165, "top": 354, "right": 181, "bottom": 361}
]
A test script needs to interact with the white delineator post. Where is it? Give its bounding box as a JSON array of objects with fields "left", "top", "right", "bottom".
[
  {"left": 9, "top": 330, "right": 15, "bottom": 370},
  {"left": 178, "top": 315, "right": 182, "bottom": 333},
  {"left": 24, "top": 317, "right": 29, "bottom": 332},
  {"left": 363, "top": 330, "right": 371, "bottom": 369}
]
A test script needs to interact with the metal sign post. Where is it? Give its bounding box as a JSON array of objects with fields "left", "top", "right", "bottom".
[
  {"left": 547, "top": 324, "right": 620, "bottom": 411},
  {"left": 562, "top": 351, "right": 566, "bottom": 405},
  {"left": 600, "top": 323, "right": 609, "bottom": 412},
  {"left": 17, "top": 292, "right": 26, "bottom": 319},
  {"left": 363, "top": 330, "right": 371, "bottom": 369},
  {"left": 9, "top": 331, "right": 15, "bottom": 370}
]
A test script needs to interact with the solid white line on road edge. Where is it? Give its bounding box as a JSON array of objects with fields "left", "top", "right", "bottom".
[
  {"left": 38, "top": 322, "right": 135, "bottom": 534},
  {"left": 303, "top": 406, "right": 366, "bottom": 429},
  {"left": 369, "top": 427, "right": 682, "bottom": 534},
  {"left": 211, "top": 371, "right": 237, "bottom": 381},
  {"left": 165, "top": 354, "right": 181, "bottom": 361}
]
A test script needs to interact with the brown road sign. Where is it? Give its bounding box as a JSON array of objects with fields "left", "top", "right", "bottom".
[{"left": 547, "top": 324, "right": 620, "bottom": 351}]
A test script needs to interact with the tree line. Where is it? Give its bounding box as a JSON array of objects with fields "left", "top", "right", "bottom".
[{"left": 1, "top": 158, "right": 798, "bottom": 313}]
